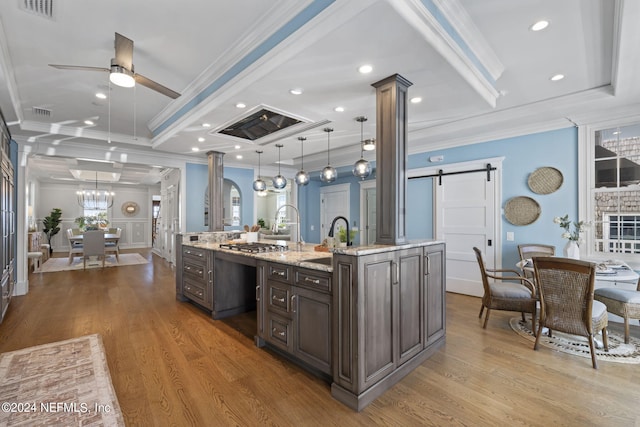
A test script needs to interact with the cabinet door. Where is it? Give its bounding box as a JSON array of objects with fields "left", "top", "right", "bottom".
[
  {"left": 425, "top": 244, "right": 445, "bottom": 346},
  {"left": 266, "top": 280, "right": 292, "bottom": 317},
  {"left": 265, "top": 311, "right": 293, "bottom": 352},
  {"left": 397, "top": 248, "right": 423, "bottom": 365},
  {"left": 360, "top": 253, "right": 396, "bottom": 388},
  {"left": 256, "top": 262, "right": 266, "bottom": 342},
  {"left": 292, "top": 286, "right": 332, "bottom": 374}
]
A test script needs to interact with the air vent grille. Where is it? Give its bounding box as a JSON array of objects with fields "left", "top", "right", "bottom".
[
  {"left": 20, "top": 0, "right": 54, "bottom": 19},
  {"left": 219, "top": 108, "right": 301, "bottom": 141},
  {"left": 32, "top": 107, "right": 52, "bottom": 117}
]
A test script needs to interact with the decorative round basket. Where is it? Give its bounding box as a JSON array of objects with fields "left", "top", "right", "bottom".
[
  {"left": 504, "top": 196, "right": 541, "bottom": 226},
  {"left": 528, "top": 167, "right": 563, "bottom": 194}
]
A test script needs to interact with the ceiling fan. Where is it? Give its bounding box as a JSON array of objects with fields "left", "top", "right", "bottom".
[{"left": 49, "top": 32, "right": 181, "bottom": 99}]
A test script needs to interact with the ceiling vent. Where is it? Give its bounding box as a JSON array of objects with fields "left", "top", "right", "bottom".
[
  {"left": 218, "top": 108, "right": 302, "bottom": 141},
  {"left": 20, "top": 0, "right": 55, "bottom": 19},
  {"left": 32, "top": 106, "right": 51, "bottom": 117}
]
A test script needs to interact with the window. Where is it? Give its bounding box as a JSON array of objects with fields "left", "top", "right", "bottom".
[{"left": 589, "top": 123, "right": 640, "bottom": 256}]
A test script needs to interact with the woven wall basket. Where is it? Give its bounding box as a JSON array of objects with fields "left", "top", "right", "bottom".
[
  {"left": 528, "top": 166, "right": 563, "bottom": 194},
  {"left": 504, "top": 196, "right": 541, "bottom": 225}
]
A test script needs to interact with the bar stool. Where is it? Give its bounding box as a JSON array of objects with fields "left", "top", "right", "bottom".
[{"left": 27, "top": 251, "right": 43, "bottom": 272}]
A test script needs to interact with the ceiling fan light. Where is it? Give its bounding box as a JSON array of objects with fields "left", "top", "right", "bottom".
[
  {"left": 363, "top": 139, "right": 376, "bottom": 151},
  {"left": 109, "top": 65, "right": 135, "bottom": 88}
]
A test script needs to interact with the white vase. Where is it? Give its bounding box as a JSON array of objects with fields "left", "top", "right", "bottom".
[{"left": 563, "top": 241, "right": 580, "bottom": 259}]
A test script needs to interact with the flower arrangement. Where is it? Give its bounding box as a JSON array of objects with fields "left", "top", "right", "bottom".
[{"left": 553, "top": 214, "right": 588, "bottom": 246}]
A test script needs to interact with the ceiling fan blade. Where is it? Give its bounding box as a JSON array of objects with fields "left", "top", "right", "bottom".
[
  {"left": 114, "top": 32, "right": 134, "bottom": 70},
  {"left": 134, "top": 73, "right": 181, "bottom": 99},
  {"left": 49, "top": 64, "right": 110, "bottom": 72}
]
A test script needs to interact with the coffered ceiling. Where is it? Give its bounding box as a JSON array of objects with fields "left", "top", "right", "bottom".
[{"left": 1, "top": 0, "right": 639, "bottom": 185}]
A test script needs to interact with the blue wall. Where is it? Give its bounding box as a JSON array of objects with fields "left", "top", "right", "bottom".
[
  {"left": 185, "top": 126, "right": 579, "bottom": 270},
  {"left": 185, "top": 163, "right": 254, "bottom": 232},
  {"left": 297, "top": 126, "right": 578, "bottom": 267}
]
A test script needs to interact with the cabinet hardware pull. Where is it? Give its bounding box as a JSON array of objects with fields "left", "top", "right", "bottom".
[
  {"left": 273, "top": 270, "right": 285, "bottom": 277},
  {"left": 256, "top": 285, "right": 260, "bottom": 301},
  {"left": 272, "top": 295, "right": 285, "bottom": 303},
  {"left": 304, "top": 277, "right": 320, "bottom": 284},
  {"left": 272, "top": 328, "right": 286, "bottom": 337},
  {"left": 291, "top": 295, "right": 297, "bottom": 313},
  {"left": 393, "top": 261, "right": 399, "bottom": 285},
  {"left": 424, "top": 255, "right": 430, "bottom": 275}
]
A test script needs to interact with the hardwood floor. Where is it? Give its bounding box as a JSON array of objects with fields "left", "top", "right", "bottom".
[{"left": 2, "top": 249, "right": 640, "bottom": 426}]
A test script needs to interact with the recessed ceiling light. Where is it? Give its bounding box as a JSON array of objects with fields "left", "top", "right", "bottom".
[
  {"left": 202, "top": 123, "right": 211, "bottom": 128},
  {"left": 234, "top": 145, "right": 241, "bottom": 149},
  {"left": 358, "top": 64, "right": 373, "bottom": 74},
  {"left": 84, "top": 120, "right": 94, "bottom": 125},
  {"left": 550, "top": 74, "right": 565, "bottom": 81},
  {"left": 613, "top": 131, "right": 621, "bottom": 135},
  {"left": 236, "top": 155, "right": 243, "bottom": 160},
  {"left": 289, "top": 88, "right": 303, "bottom": 95},
  {"left": 410, "top": 97, "right": 422, "bottom": 104},
  {"left": 192, "top": 147, "right": 200, "bottom": 152},
  {"left": 198, "top": 137, "right": 205, "bottom": 142},
  {"left": 334, "top": 106, "right": 345, "bottom": 112},
  {"left": 236, "top": 102, "right": 246, "bottom": 108},
  {"left": 530, "top": 20, "right": 549, "bottom": 31},
  {"left": 95, "top": 92, "right": 107, "bottom": 99}
]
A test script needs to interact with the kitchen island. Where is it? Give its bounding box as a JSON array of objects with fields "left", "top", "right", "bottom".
[{"left": 176, "top": 233, "right": 445, "bottom": 411}]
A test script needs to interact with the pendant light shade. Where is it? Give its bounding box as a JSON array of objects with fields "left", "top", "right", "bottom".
[
  {"left": 272, "top": 143, "right": 287, "bottom": 189},
  {"left": 321, "top": 128, "right": 337, "bottom": 183},
  {"left": 253, "top": 150, "right": 267, "bottom": 192},
  {"left": 294, "top": 136, "right": 310, "bottom": 186},
  {"left": 352, "top": 116, "right": 371, "bottom": 180},
  {"left": 363, "top": 139, "right": 376, "bottom": 151}
]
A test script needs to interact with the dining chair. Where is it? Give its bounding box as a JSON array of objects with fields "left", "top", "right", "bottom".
[
  {"left": 105, "top": 227, "right": 121, "bottom": 261},
  {"left": 517, "top": 244, "right": 555, "bottom": 278},
  {"left": 473, "top": 247, "right": 537, "bottom": 331},
  {"left": 594, "top": 277, "right": 640, "bottom": 344},
  {"left": 82, "top": 230, "right": 106, "bottom": 269},
  {"left": 67, "top": 229, "right": 83, "bottom": 264},
  {"left": 532, "top": 257, "right": 609, "bottom": 369}
]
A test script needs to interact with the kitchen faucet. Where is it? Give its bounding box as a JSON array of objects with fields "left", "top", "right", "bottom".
[
  {"left": 274, "top": 204, "right": 303, "bottom": 247},
  {"left": 328, "top": 216, "right": 351, "bottom": 247}
]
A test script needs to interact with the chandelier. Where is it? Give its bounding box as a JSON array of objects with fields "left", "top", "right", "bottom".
[{"left": 76, "top": 171, "right": 115, "bottom": 209}]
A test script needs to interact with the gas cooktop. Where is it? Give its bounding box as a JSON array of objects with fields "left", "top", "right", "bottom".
[{"left": 218, "top": 242, "right": 288, "bottom": 253}]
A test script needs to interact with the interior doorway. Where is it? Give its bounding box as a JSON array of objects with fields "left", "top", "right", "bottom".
[
  {"left": 320, "top": 184, "right": 350, "bottom": 241},
  {"left": 359, "top": 180, "right": 376, "bottom": 245}
]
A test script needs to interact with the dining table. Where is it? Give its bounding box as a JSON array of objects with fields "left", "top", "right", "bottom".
[{"left": 68, "top": 233, "right": 120, "bottom": 244}]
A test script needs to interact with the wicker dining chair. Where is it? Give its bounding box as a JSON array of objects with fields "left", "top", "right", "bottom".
[
  {"left": 473, "top": 247, "right": 537, "bottom": 331},
  {"left": 517, "top": 244, "right": 555, "bottom": 279},
  {"left": 594, "top": 277, "right": 640, "bottom": 344},
  {"left": 532, "top": 257, "right": 609, "bottom": 369}
]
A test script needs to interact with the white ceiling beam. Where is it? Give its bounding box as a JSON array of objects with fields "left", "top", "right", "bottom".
[{"left": 610, "top": 0, "right": 640, "bottom": 97}]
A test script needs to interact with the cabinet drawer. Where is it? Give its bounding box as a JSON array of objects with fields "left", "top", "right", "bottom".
[
  {"left": 183, "top": 260, "right": 207, "bottom": 281},
  {"left": 183, "top": 277, "right": 211, "bottom": 309},
  {"left": 183, "top": 246, "right": 207, "bottom": 261},
  {"left": 267, "top": 263, "right": 292, "bottom": 284},
  {"left": 295, "top": 268, "right": 331, "bottom": 293},
  {"left": 266, "top": 312, "right": 292, "bottom": 351},
  {"left": 266, "top": 280, "right": 292, "bottom": 316}
]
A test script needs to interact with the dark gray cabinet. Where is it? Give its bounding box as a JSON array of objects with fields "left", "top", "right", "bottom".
[
  {"left": 332, "top": 243, "right": 446, "bottom": 411},
  {"left": 181, "top": 245, "right": 213, "bottom": 310},
  {"left": 257, "top": 261, "right": 332, "bottom": 375}
]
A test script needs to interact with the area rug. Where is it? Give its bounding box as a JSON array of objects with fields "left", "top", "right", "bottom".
[
  {"left": 510, "top": 317, "right": 640, "bottom": 364},
  {"left": 40, "top": 253, "right": 148, "bottom": 272},
  {"left": 0, "top": 334, "right": 124, "bottom": 426}
]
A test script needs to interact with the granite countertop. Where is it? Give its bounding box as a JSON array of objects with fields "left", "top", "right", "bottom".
[{"left": 182, "top": 239, "right": 444, "bottom": 272}]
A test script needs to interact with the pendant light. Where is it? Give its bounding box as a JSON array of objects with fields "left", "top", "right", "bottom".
[
  {"left": 321, "top": 128, "right": 337, "bottom": 183},
  {"left": 294, "top": 136, "right": 310, "bottom": 186},
  {"left": 76, "top": 171, "right": 115, "bottom": 209},
  {"left": 253, "top": 150, "right": 267, "bottom": 192},
  {"left": 272, "top": 143, "right": 287, "bottom": 189},
  {"left": 352, "top": 116, "right": 371, "bottom": 179},
  {"left": 363, "top": 138, "right": 376, "bottom": 151}
]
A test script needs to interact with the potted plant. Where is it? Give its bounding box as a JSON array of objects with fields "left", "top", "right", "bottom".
[
  {"left": 75, "top": 212, "right": 109, "bottom": 231},
  {"left": 42, "top": 208, "right": 62, "bottom": 255},
  {"left": 257, "top": 218, "right": 266, "bottom": 229},
  {"left": 337, "top": 226, "right": 357, "bottom": 246}
]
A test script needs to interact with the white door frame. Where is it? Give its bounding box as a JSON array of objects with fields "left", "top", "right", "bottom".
[
  {"left": 359, "top": 180, "right": 376, "bottom": 246},
  {"left": 320, "top": 183, "right": 350, "bottom": 240},
  {"left": 408, "top": 156, "right": 504, "bottom": 270}
]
